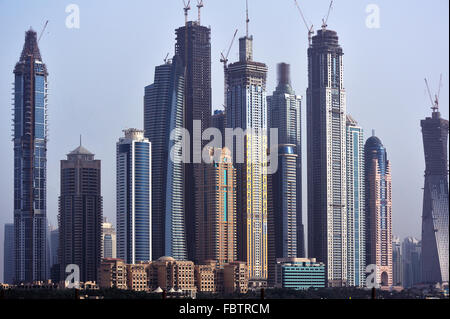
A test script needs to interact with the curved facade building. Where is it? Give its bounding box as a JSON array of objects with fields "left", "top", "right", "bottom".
[
  {"left": 364, "top": 134, "right": 392, "bottom": 287},
  {"left": 420, "top": 110, "right": 449, "bottom": 284}
]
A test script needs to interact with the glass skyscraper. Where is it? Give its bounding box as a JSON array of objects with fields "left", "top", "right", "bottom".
[
  {"left": 116, "top": 129, "right": 152, "bottom": 264},
  {"left": 365, "top": 134, "right": 392, "bottom": 287},
  {"left": 13, "top": 29, "right": 48, "bottom": 283},
  {"left": 3, "top": 223, "right": 15, "bottom": 284},
  {"left": 420, "top": 109, "right": 449, "bottom": 284},
  {"left": 346, "top": 115, "right": 366, "bottom": 287},
  {"left": 306, "top": 28, "right": 347, "bottom": 286}
]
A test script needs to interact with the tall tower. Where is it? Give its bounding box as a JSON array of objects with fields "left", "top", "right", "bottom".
[
  {"left": 306, "top": 29, "right": 347, "bottom": 286},
  {"left": 201, "top": 147, "right": 237, "bottom": 268},
  {"left": 116, "top": 129, "right": 152, "bottom": 264},
  {"left": 58, "top": 143, "right": 102, "bottom": 282},
  {"left": 365, "top": 134, "right": 393, "bottom": 287},
  {"left": 3, "top": 224, "right": 15, "bottom": 284},
  {"left": 175, "top": 20, "right": 212, "bottom": 262},
  {"left": 420, "top": 109, "right": 449, "bottom": 284},
  {"left": 13, "top": 29, "right": 48, "bottom": 283},
  {"left": 392, "top": 236, "right": 403, "bottom": 286},
  {"left": 226, "top": 33, "right": 268, "bottom": 281},
  {"left": 346, "top": 115, "right": 366, "bottom": 287},
  {"left": 102, "top": 218, "right": 116, "bottom": 259},
  {"left": 267, "top": 63, "right": 304, "bottom": 258}
]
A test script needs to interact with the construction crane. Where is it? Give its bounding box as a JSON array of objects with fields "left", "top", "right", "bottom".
[
  {"left": 196, "top": 0, "right": 204, "bottom": 25},
  {"left": 38, "top": 20, "right": 49, "bottom": 44},
  {"left": 425, "top": 74, "right": 443, "bottom": 113},
  {"left": 321, "top": 0, "right": 333, "bottom": 30},
  {"left": 220, "top": 29, "right": 238, "bottom": 108},
  {"left": 163, "top": 52, "right": 170, "bottom": 64},
  {"left": 183, "top": 0, "right": 191, "bottom": 24},
  {"left": 294, "top": 0, "right": 314, "bottom": 46}
]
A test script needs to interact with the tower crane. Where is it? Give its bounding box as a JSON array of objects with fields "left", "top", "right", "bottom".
[
  {"left": 196, "top": 0, "right": 204, "bottom": 25},
  {"left": 321, "top": 0, "right": 333, "bottom": 30},
  {"left": 425, "top": 74, "right": 443, "bottom": 113},
  {"left": 220, "top": 29, "right": 238, "bottom": 108},
  {"left": 293, "top": 0, "right": 314, "bottom": 46},
  {"left": 38, "top": 20, "right": 49, "bottom": 44},
  {"left": 183, "top": 0, "right": 191, "bottom": 25}
]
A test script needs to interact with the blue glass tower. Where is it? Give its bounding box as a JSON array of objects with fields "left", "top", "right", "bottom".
[
  {"left": 116, "top": 129, "right": 152, "bottom": 264},
  {"left": 13, "top": 29, "right": 48, "bottom": 283}
]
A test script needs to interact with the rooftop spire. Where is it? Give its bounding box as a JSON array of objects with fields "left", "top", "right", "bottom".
[
  {"left": 246, "top": 0, "right": 250, "bottom": 37},
  {"left": 20, "top": 29, "right": 42, "bottom": 62}
]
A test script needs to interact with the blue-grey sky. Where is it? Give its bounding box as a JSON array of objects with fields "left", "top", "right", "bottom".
[{"left": 0, "top": 0, "right": 448, "bottom": 281}]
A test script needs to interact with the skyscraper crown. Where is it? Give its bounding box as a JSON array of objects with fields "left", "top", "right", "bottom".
[{"left": 20, "top": 29, "right": 42, "bottom": 62}]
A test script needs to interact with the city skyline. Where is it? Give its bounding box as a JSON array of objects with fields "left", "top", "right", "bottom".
[{"left": 0, "top": 0, "right": 448, "bottom": 282}]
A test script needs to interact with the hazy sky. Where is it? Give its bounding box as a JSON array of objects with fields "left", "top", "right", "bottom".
[{"left": 0, "top": 0, "right": 448, "bottom": 281}]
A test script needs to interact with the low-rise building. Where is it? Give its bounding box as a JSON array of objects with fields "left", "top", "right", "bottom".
[
  {"left": 126, "top": 264, "right": 148, "bottom": 291},
  {"left": 222, "top": 261, "right": 248, "bottom": 294},
  {"left": 275, "top": 258, "right": 325, "bottom": 290},
  {"left": 195, "top": 261, "right": 216, "bottom": 293},
  {"left": 98, "top": 258, "right": 127, "bottom": 289}
]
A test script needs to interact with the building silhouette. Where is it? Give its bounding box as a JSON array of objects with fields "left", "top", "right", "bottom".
[
  {"left": 402, "top": 237, "right": 421, "bottom": 288},
  {"left": 116, "top": 129, "right": 152, "bottom": 264},
  {"left": 420, "top": 109, "right": 449, "bottom": 284},
  {"left": 13, "top": 29, "right": 48, "bottom": 283},
  {"left": 306, "top": 28, "right": 347, "bottom": 287},
  {"left": 58, "top": 143, "right": 102, "bottom": 282},
  {"left": 365, "top": 134, "right": 392, "bottom": 287}
]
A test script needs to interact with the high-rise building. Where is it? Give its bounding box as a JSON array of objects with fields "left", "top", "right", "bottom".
[
  {"left": 58, "top": 143, "right": 102, "bottom": 283},
  {"left": 365, "top": 134, "right": 392, "bottom": 287},
  {"left": 102, "top": 218, "right": 116, "bottom": 259},
  {"left": 175, "top": 20, "right": 212, "bottom": 263},
  {"left": 420, "top": 109, "right": 449, "bottom": 284},
  {"left": 267, "top": 63, "right": 304, "bottom": 258},
  {"left": 200, "top": 147, "right": 236, "bottom": 267},
  {"left": 226, "top": 34, "right": 268, "bottom": 281},
  {"left": 144, "top": 56, "right": 187, "bottom": 261},
  {"left": 268, "top": 145, "right": 297, "bottom": 286},
  {"left": 306, "top": 28, "right": 347, "bottom": 287},
  {"left": 212, "top": 109, "right": 226, "bottom": 147},
  {"left": 49, "top": 227, "right": 59, "bottom": 283},
  {"left": 402, "top": 237, "right": 421, "bottom": 288},
  {"left": 3, "top": 223, "right": 15, "bottom": 284},
  {"left": 13, "top": 29, "right": 48, "bottom": 283},
  {"left": 346, "top": 115, "right": 366, "bottom": 287},
  {"left": 392, "top": 236, "right": 403, "bottom": 286},
  {"left": 116, "top": 129, "right": 152, "bottom": 264}
]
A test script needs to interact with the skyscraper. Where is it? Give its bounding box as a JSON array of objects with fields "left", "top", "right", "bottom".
[
  {"left": 102, "top": 218, "right": 116, "bottom": 259},
  {"left": 267, "top": 63, "right": 304, "bottom": 258},
  {"left": 346, "top": 115, "right": 366, "bottom": 287},
  {"left": 175, "top": 20, "right": 212, "bottom": 263},
  {"left": 307, "top": 28, "right": 347, "bottom": 286},
  {"left": 420, "top": 109, "right": 449, "bottom": 284},
  {"left": 200, "top": 147, "right": 237, "bottom": 267},
  {"left": 212, "top": 109, "right": 226, "bottom": 147},
  {"left": 402, "top": 237, "right": 421, "bottom": 288},
  {"left": 58, "top": 143, "right": 102, "bottom": 283},
  {"left": 3, "top": 223, "right": 15, "bottom": 284},
  {"left": 116, "top": 129, "right": 152, "bottom": 264},
  {"left": 226, "top": 34, "right": 268, "bottom": 281},
  {"left": 13, "top": 29, "right": 48, "bottom": 283},
  {"left": 392, "top": 236, "right": 403, "bottom": 287},
  {"left": 267, "top": 145, "right": 297, "bottom": 286},
  {"left": 365, "top": 134, "right": 392, "bottom": 287}
]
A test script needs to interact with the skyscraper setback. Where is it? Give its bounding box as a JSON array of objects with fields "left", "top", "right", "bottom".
[
  {"left": 13, "top": 29, "right": 48, "bottom": 283},
  {"left": 226, "top": 34, "right": 268, "bottom": 281},
  {"left": 306, "top": 28, "right": 347, "bottom": 286},
  {"left": 175, "top": 21, "right": 212, "bottom": 263},
  {"left": 58, "top": 143, "right": 102, "bottom": 283},
  {"left": 365, "top": 134, "right": 392, "bottom": 287},
  {"left": 420, "top": 108, "right": 449, "bottom": 284}
]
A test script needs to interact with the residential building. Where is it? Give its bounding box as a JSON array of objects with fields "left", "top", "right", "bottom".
[
  {"left": 126, "top": 264, "right": 148, "bottom": 292},
  {"left": 194, "top": 261, "right": 216, "bottom": 293},
  {"left": 102, "top": 218, "right": 116, "bottom": 259},
  {"left": 392, "top": 236, "right": 403, "bottom": 286},
  {"left": 306, "top": 28, "right": 347, "bottom": 287},
  {"left": 3, "top": 224, "right": 15, "bottom": 284},
  {"left": 58, "top": 143, "right": 102, "bottom": 283},
  {"left": 346, "top": 115, "right": 366, "bottom": 287},
  {"left": 403, "top": 237, "right": 422, "bottom": 288},
  {"left": 365, "top": 134, "right": 393, "bottom": 287},
  {"left": 98, "top": 258, "right": 127, "bottom": 289}
]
